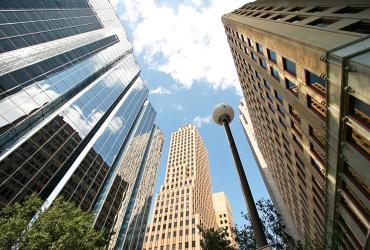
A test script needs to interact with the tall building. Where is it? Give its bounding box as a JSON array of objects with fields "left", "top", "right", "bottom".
[
  {"left": 0, "top": 1, "right": 164, "bottom": 249},
  {"left": 212, "top": 192, "right": 237, "bottom": 248},
  {"left": 239, "top": 99, "right": 300, "bottom": 240},
  {"left": 142, "top": 124, "right": 217, "bottom": 250},
  {"left": 223, "top": 1, "right": 370, "bottom": 249}
]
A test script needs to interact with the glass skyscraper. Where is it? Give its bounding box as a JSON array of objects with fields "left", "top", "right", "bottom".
[{"left": 0, "top": 1, "right": 164, "bottom": 249}]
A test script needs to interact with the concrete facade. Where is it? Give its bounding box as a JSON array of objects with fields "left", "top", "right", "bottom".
[
  {"left": 212, "top": 192, "right": 238, "bottom": 248},
  {"left": 239, "top": 99, "right": 301, "bottom": 241},
  {"left": 142, "top": 124, "right": 218, "bottom": 250},
  {"left": 223, "top": 1, "right": 370, "bottom": 249}
]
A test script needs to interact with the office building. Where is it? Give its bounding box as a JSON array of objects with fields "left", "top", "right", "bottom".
[
  {"left": 239, "top": 98, "right": 300, "bottom": 240},
  {"left": 142, "top": 124, "right": 218, "bottom": 250},
  {"left": 223, "top": 1, "right": 370, "bottom": 248},
  {"left": 0, "top": 1, "right": 164, "bottom": 249},
  {"left": 212, "top": 192, "right": 237, "bottom": 248}
]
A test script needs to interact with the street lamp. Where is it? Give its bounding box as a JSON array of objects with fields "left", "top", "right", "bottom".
[{"left": 212, "top": 103, "right": 269, "bottom": 249}]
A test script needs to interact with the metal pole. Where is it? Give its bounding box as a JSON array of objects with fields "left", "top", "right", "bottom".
[{"left": 222, "top": 119, "right": 268, "bottom": 248}]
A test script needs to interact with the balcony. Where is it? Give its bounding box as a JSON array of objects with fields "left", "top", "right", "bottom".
[
  {"left": 309, "top": 82, "right": 326, "bottom": 97},
  {"left": 308, "top": 96, "right": 326, "bottom": 119},
  {"left": 306, "top": 70, "right": 327, "bottom": 97}
]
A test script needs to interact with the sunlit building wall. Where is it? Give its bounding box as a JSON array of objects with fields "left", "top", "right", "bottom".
[
  {"left": 0, "top": 1, "right": 164, "bottom": 249},
  {"left": 223, "top": 1, "right": 370, "bottom": 248},
  {"left": 212, "top": 192, "right": 238, "bottom": 248},
  {"left": 142, "top": 124, "right": 218, "bottom": 250}
]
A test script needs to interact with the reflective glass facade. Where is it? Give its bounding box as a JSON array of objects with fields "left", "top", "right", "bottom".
[{"left": 0, "top": 1, "right": 164, "bottom": 249}]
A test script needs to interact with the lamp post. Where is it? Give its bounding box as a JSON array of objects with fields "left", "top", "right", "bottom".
[{"left": 212, "top": 103, "right": 269, "bottom": 249}]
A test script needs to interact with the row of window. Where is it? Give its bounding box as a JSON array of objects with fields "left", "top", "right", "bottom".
[
  {"left": 228, "top": 27, "right": 328, "bottom": 122},
  {"left": 240, "top": 5, "right": 368, "bottom": 15},
  {"left": 149, "top": 219, "right": 196, "bottom": 231},
  {"left": 144, "top": 240, "right": 197, "bottom": 250},
  {"left": 228, "top": 18, "right": 329, "bottom": 205},
  {"left": 231, "top": 44, "right": 328, "bottom": 241},
  {"left": 234, "top": 6, "right": 370, "bottom": 34}
]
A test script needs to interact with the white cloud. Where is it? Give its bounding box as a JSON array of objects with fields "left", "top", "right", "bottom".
[
  {"left": 109, "top": 0, "right": 120, "bottom": 8},
  {"left": 109, "top": 116, "right": 124, "bottom": 133},
  {"left": 192, "top": 115, "right": 211, "bottom": 128},
  {"left": 150, "top": 86, "right": 171, "bottom": 95},
  {"left": 118, "top": 0, "right": 246, "bottom": 92},
  {"left": 173, "top": 104, "right": 183, "bottom": 111}
]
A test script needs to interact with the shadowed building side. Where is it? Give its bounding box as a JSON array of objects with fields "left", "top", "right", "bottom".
[{"left": 239, "top": 99, "right": 301, "bottom": 241}]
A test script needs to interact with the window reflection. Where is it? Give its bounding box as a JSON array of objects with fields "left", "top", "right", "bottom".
[{"left": 0, "top": 0, "right": 103, "bottom": 53}]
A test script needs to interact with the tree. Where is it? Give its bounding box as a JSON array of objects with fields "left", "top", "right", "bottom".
[
  {"left": 234, "top": 198, "right": 302, "bottom": 250},
  {"left": 198, "top": 225, "right": 236, "bottom": 250},
  {"left": 0, "top": 194, "right": 108, "bottom": 250}
]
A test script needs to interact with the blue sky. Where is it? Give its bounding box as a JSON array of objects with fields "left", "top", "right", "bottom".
[{"left": 112, "top": 0, "right": 269, "bottom": 227}]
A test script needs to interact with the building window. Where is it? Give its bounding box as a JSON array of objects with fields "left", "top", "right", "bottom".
[
  {"left": 283, "top": 57, "right": 296, "bottom": 76},
  {"left": 334, "top": 6, "right": 367, "bottom": 14},
  {"left": 279, "top": 117, "right": 287, "bottom": 129},
  {"left": 286, "top": 16, "right": 307, "bottom": 23},
  {"left": 267, "top": 49, "right": 277, "bottom": 63},
  {"left": 277, "top": 104, "right": 285, "bottom": 116},
  {"left": 307, "top": 6, "right": 329, "bottom": 13},
  {"left": 259, "top": 58, "right": 267, "bottom": 69},
  {"left": 289, "top": 7, "right": 303, "bottom": 12},
  {"left": 251, "top": 51, "right": 257, "bottom": 61},
  {"left": 285, "top": 78, "right": 298, "bottom": 96},
  {"left": 311, "top": 157, "right": 325, "bottom": 179},
  {"left": 247, "top": 38, "right": 252, "bottom": 47},
  {"left": 260, "top": 13, "right": 272, "bottom": 18},
  {"left": 264, "top": 79, "right": 271, "bottom": 89},
  {"left": 268, "top": 103, "right": 275, "bottom": 113},
  {"left": 271, "top": 14, "right": 286, "bottom": 20},
  {"left": 305, "top": 70, "right": 326, "bottom": 96},
  {"left": 270, "top": 67, "right": 280, "bottom": 81},
  {"left": 340, "top": 21, "right": 370, "bottom": 34},
  {"left": 256, "top": 42, "right": 263, "bottom": 54},
  {"left": 349, "top": 96, "right": 370, "bottom": 128},
  {"left": 266, "top": 92, "right": 273, "bottom": 102},
  {"left": 308, "top": 18, "right": 337, "bottom": 27},
  {"left": 308, "top": 96, "right": 326, "bottom": 119},
  {"left": 275, "top": 90, "right": 284, "bottom": 103}
]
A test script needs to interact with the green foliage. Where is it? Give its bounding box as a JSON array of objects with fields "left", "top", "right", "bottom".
[
  {"left": 0, "top": 194, "right": 108, "bottom": 250},
  {"left": 234, "top": 198, "right": 303, "bottom": 250},
  {"left": 198, "top": 225, "right": 236, "bottom": 250}
]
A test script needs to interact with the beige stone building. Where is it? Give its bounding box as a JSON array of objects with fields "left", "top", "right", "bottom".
[
  {"left": 223, "top": 1, "right": 370, "bottom": 249},
  {"left": 212, "top": 192, "right": 237, "bottom": 248},
  {"left": 142, "top": 124, "right": 218, "bottom": 250},
  {"left": 239, "top": 99, "right": 300, "bottom": 241}
]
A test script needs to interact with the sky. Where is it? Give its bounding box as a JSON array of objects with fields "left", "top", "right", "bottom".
[{"left": 111, "top": 0, "right": 270, "bottom": 227}]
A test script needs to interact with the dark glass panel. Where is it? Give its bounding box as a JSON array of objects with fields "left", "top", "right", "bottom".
[{"left": 283, "top": 57, "right": 296, "bottom": 76}]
